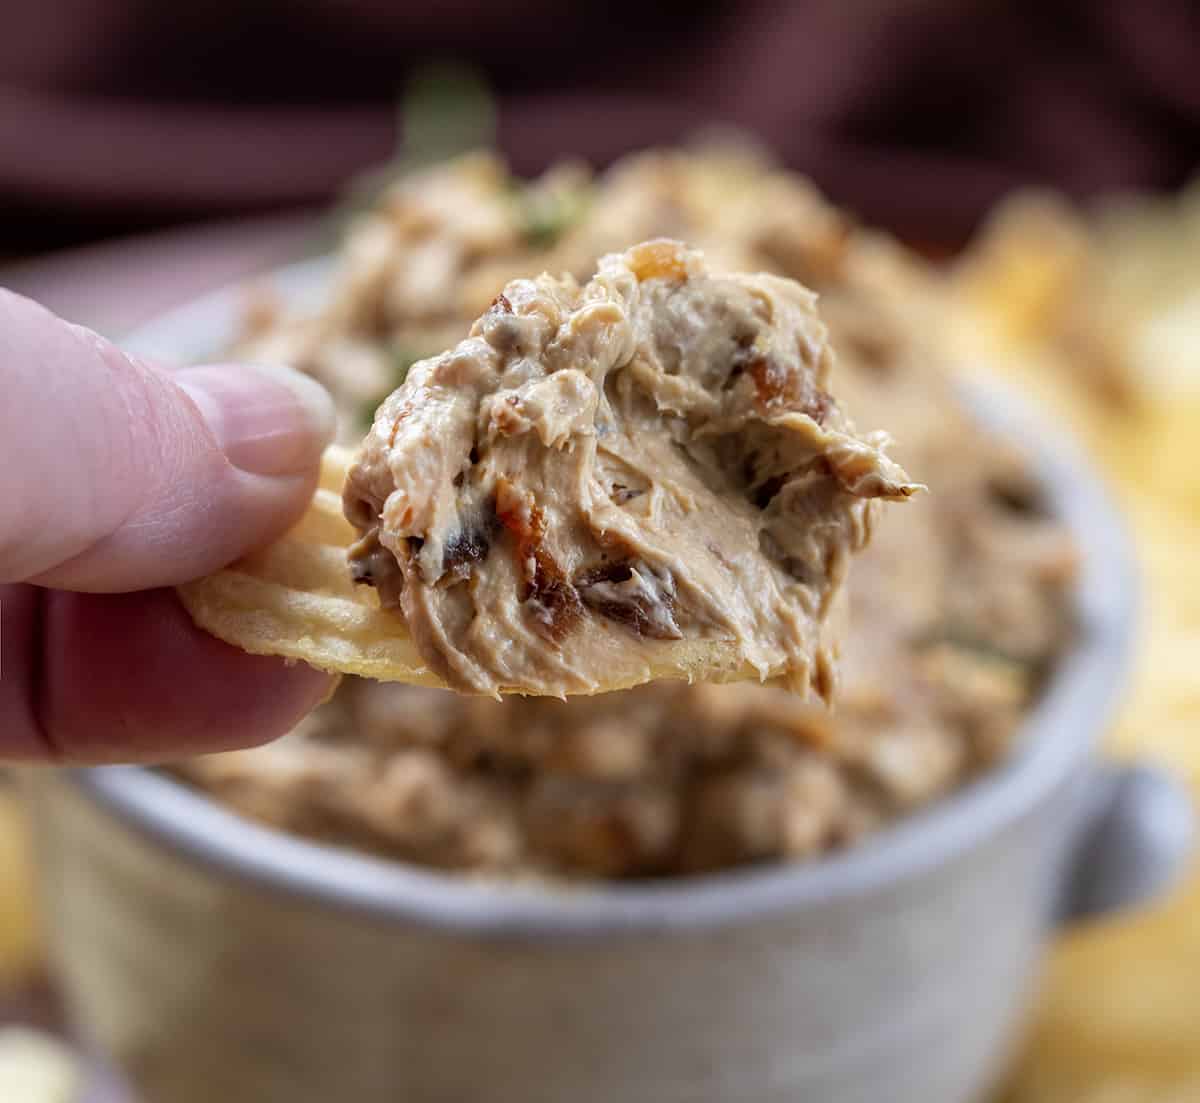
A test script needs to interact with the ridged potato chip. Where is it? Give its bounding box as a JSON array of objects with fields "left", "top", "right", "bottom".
[
  {"left": 178, "top": 446, "right": 804, "bottom": 695},
  {"left": 178, "top": 446, "right": 443, "bottom": 687}
]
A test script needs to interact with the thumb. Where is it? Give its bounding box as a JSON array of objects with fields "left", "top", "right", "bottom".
[{"left": 0, "top": 289, "right": 335, "bottom": 591}]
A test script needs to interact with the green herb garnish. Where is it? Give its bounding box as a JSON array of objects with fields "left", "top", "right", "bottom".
[
  {"left": 316, "top": 62, "right": 498, "bottom": 253},
  {"left": 512, "top": 181, "right": 591, "bottom": 249}
]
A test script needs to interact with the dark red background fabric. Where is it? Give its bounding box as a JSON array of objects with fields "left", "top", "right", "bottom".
[{"left": 1, "top": 0, "right": 1197, "bottom": 248}]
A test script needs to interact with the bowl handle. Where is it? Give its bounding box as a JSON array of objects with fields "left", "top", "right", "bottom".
[{"left": 1055, "top": 762, "right": 1195, "bottom": 924}]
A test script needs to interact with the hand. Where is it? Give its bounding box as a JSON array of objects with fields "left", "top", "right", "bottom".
[{"left": 0, "top": 289, "right": 336, "bottom": 762}]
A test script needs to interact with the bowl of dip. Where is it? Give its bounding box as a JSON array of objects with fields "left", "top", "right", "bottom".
[{"left": 26, "top": 252, "right": 1193, "bottom": 1103}]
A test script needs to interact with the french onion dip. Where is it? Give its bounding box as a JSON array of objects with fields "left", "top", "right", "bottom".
[
  {"left": 343, "top": 239, "right": 918, "bottom": 695},
  {"left": 174, "top": 147, "right": 1076, "bottom": 880}
]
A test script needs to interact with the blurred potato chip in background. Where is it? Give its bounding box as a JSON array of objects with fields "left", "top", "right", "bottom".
[
  {"left": 0, "top": 785, "right": 39, "bottom": 991},
  {"left": 955, "top": 180, "right": 1200, "bottom": 1103}
]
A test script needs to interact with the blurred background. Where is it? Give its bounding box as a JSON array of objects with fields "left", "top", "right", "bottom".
[
  {"left": 5, "top": 0, "right": 1199, "bottom": 332},
  {"left": 1, "top": 1, "right": 1198, "bottom": 1100},
  {"left": 4, "top": 0, "right": 1199, "bottom": 254}
]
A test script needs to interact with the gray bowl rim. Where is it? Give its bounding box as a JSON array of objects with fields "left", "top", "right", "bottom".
[{"left": 61, "top": 258, "right": 1137, "bottom": 938}]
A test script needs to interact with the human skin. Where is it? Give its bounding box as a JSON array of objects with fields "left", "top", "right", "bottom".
[{"left": 0, "top": 289, "right": 335, "bottom": 762}]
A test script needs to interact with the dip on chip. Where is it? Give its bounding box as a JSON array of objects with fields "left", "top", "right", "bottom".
[{"left": 342, "top": 239, "right": 919, "bottom": 695}]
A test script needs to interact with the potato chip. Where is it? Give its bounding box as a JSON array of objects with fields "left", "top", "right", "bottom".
[
  {"left": 178, "top": 446, "right": 797, "bottom": 695},
  {"left": 178, "top": 446, "right": 445, "bottom": 687},
  {"left": 0, "top": 787, "right": 39, "bottom": 986}
]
